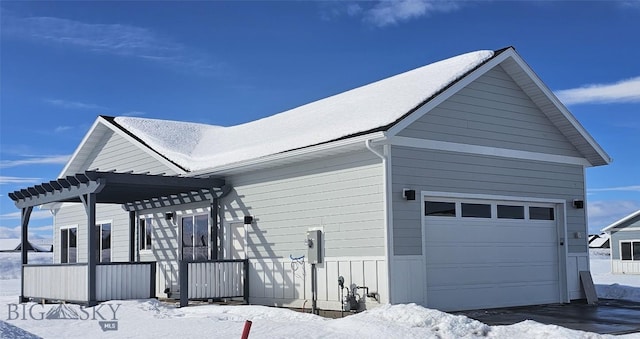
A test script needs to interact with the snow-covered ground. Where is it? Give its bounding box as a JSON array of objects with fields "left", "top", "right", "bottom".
[{"left": 0, "top": 251, "right": 638, "bottom": 339}]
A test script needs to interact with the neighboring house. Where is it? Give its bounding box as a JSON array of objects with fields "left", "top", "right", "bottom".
[
  {"left": 0, "top": 239, "right": 52, "bottom": 252},
  {"left": 602, "top": 210, "right": 640, "bottom": 274},
  {"left": 588, "top": 233, "right": 610, "bottom": 249},
  {"left": 9, "top": 47, "right": 611, "bottom": 312}
]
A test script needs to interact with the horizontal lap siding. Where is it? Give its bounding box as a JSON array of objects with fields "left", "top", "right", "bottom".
[
  {"left": 610, "top": 230, "right": 640, "bottom": 260},
  {"left": 54, "top": 203, "right": 131, "bottom": 263},
  {"left": 54, "top": 130, "right": 177, "bottom": 265},
  {"left": 398, "top": 66, "right": 581, "bottom": 158},
  {"left": 85, "top": 130, "right": 177, "bottom": 175},
  {"left": 222, "top": 150, "right": 385, "bottom": 259},
  {"left": 391, "top": 147, "right": 586, "bottom": 254}
]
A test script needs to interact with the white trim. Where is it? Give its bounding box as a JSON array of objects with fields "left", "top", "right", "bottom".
[
  {"left": 390, "top": 136, "right": 591, "bottom": 166},
  {"left": 614, "top": 227, "right": 640, "bottom": 232},
  {"left": 619, "top": 239, "right": 640, "bottom": 261},
  {"left": 222, "top": 219, "right": 247, "bottom": 260},
  {"left": 505, "top": 51, "right": 612, "bottom": 166},
  {"left": 420, "top": 191, "right": 566, "bottom": 205},
  {"left": 192, "top": 132, "right": 387, "bottom": 177},
  {"left": 364, "top": 139, "right": 393, "bottom": 304},
  {"left": 179, "top": 213, "right": 210, "bottom": 261},
  {"left": 60, "top": 116, "right": 186, "bottom": 178},
  {"left": 95, "top": 220, "right": 113, "bottom": 263},
  {"left": 138, "top": 217, "right": 153, "bottom": 252},
  {"left": 602, "top": 210, "right": 640, "bottom": 233},
  {"left": 59, "top": 118, "right": 103, "bottom": 177},
  {"left": 420, "top": 190, "right": 569, "bottom": 304},
  {"left": 383, "top": 144, "right": 393, "bottom": 304},
  {"left": 59, "top": 224, "right": 78, "bottom": 264}
]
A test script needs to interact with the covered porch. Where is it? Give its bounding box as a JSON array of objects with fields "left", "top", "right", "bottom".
[{"left": 8, "top": 170, "right": 247, "bottom": 306}]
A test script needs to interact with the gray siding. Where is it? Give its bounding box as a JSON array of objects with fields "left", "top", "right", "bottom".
[
  {"left": 398, "top": 65, "right": 581, "bottom": 158},
  {"left": 221, "top": 149, "right": 385, "bottom": 259},
  {"left": 610, "top": 230, "right": 640, "bottom": 260},
  {"left": 391, "top": 146, "right": 587, "bottom": 255},
  {"left": 84, "top": 130, "right": 178, "bottom": 175},
  {"left": 54, "top": 203, "right": 131, "bottom": 263},
  {"left": 54, "top": 129, "right": 178, "bottom": 264}
]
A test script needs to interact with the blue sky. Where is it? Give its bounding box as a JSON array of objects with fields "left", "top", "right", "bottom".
[{"left": 1, "top": 1, "right": 639, "bottom": 239}]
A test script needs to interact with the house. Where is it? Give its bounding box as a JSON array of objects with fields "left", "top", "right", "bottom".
[
  {"left": 588, "top": 233, "right": 610, "bottom": 249},
  {"left": 0, "top": 239, "right": 52, "bottom": 252},
  {"left": 602, "top": 210, "right": 640, "bottom": 274},
  {"left": 9, "top": 47, "right": 611, "bottom": 312}
]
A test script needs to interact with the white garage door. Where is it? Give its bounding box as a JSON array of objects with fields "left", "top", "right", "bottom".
[{"left": 423, "top": 198, "right": 561, "bottom": 311}]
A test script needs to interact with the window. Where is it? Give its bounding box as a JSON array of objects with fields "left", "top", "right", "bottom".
[
  {"left": 461, "top": 203, "right": 491, "bottom": 218},
  {"left": 139, "top": 218, "right": 152, "bottom": 251},
  {"left": 529, "top": 207, "right": 555, "bottom": 220},
  {"left": 425, "top": 202, "right": 456, "bottom": 217},
  {"left": 61, "top": 227, "right": 77, "bottom": 263},
  {"left": 497, "top": 205, "right": 524, "bottom": 219},
  {"left": 96, "top": 222, "right": 112, "bottom": 263},
  {"left": 182, "top": 215, "right": 209, "bottom": 261},
  {"left": 621, "top": 241, "right": 640, "bottom": 261}
]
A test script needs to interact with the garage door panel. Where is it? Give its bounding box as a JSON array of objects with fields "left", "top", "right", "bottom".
[
  {"left": 425, "top": 244, "right": 558, "bottom": 265},
  {"left": 425, "top": 222, "right": 557, "bottom": 243},
  {"left": 426, "top": 281, "right": 561, "bottom": 312},
  {"left": 423, "top": 198, "right": 561, "bottom": 311},
  {"left": 426, "top": 264, "right": 559, "bottom": 286}
]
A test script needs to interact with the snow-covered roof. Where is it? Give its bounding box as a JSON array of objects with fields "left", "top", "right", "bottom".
[
  {"left": 588, "top": 234, "right": 610, "bottom": 248},
  {"left": 113, "top": 50, "right": 495, "bottom": 172},
  {"left": 0, "top": 239, "right": 51, "bottom": 252}
]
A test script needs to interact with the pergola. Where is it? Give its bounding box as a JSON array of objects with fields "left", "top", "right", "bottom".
[{"left": 8, "top": 170, "right": 227, "bottom": 305}]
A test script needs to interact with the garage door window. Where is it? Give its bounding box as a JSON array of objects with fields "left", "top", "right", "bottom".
[
  {"left": 425, "top": 202, "right": 455, "bottom": 217},
  {"left": 497, "top": 205, "right": 524, "bottom": 219},
  {"left": 621, "top": 241, "right": 640, "bottom": 261},
  {"left": 530, "top": 207, "right": 555, "bottom": 220},
  {"left": 461, "top": 203, "right": 491, "bottom": 218}
]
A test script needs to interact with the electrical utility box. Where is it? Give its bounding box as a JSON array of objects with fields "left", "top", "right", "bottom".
[{"left": 306, "top": 230, "right": 322, "bottom": 264}]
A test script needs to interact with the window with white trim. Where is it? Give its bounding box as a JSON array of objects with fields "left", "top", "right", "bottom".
[
  {"left": 61, "top": 227, "right": 77, "bottom": 264},
  {"left": 182, "top": 214, "right": 209, "bottom": 261},
  {"left": 139, "top": 218, "right": 153, "bottom": 251},
  {"left": 95, "top": 222, "right": 111, "bottom": 263},
  {"left": 620, "top": 241, "right": 640, "bottom": 261}
]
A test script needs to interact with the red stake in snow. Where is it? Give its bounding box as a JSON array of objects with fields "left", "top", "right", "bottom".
[{"left": 241, "top": 320, "right": 252, "bottom": 339}]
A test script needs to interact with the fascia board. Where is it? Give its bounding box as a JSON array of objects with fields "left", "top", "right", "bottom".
[
  {"left": 58, "top": 117, "right": 105, "bottom": 178},
  {"left": 189, "top": 131, "right": 387, "bottom": 177},
  {"left": 505, "top": 51, "right": 612, "bottom": 166},
  {"left": 386, "top": 49, "right": 513, "bottom": 137}
]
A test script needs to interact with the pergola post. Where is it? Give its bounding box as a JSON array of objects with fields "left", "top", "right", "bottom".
[
  {"left": 210, "top": 198, "right": 218, "bottom": 260},
  {"left": 81, "top": 193, "right": 98, "bottom": 306},
  {"left": 129, "top": 211, "right": 136, "bottom": 262},
  {"left": 19, "top": 206, "right": 33, "bottom": 303}
]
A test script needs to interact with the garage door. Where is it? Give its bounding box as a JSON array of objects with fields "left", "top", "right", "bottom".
[{"left": 423, "top": 198, "right": 561, "bottom": 311}]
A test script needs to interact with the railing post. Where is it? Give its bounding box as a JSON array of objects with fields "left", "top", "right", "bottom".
[
  {"left": 180, "top": 260, "right": 188, "bottom": 307},
  {"left": 19, "top": 206, "right": 33, "bottom": 303},
  {"left": 243, "top": 259, "right": 249, "bottom": 304},
  {"left": 150, "top": 262, "right": 157, "bottom": 298}
]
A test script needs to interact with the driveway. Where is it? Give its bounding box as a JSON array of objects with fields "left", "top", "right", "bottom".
[{"left": 455, "top": 299, "right": 640, "bottom": 335}]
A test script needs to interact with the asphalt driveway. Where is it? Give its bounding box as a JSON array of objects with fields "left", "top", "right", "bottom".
[{"left": 455, "top": 299, "right": 640, "bottom": 335}]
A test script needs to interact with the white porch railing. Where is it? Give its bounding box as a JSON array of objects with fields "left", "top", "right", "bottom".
[
  {"left": 179, "top": 259, "right": 249, "bottom": 306},
  {"left": 23, "top": 264, "right": 88, "bottom": 302},
  {"left": 612, "top": 260, "right": 640, "bottom": 275},
  {"left": 22, "top": 262, "right": 156, "bottom": 303},
  {"left": 96, "top": 262, "right": 156, "bottom": 301}
]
